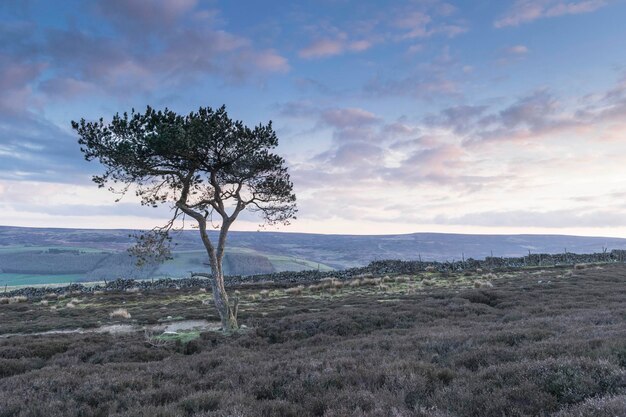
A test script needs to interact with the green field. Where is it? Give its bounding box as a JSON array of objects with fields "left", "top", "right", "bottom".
[
  {"left": 0, "top": 244, "right": 334, "bottom": 286},
  {"left": 0, "top": 273, "right": 84, "bottom": 287},
  {"left": 265, "top": 253, "right": 334, "bottom": 272},
  {"left": 0, "top": 245, "right": 110, "bottom": 254}
]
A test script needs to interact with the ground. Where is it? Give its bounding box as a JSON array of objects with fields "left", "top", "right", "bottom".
[{"left": 0, "top": 264, "right": 625, "bottom": 416}]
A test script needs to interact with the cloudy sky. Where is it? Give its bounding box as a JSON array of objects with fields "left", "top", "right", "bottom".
[{"left": 1, "top": 0, "right": 626, "bottom": 236}]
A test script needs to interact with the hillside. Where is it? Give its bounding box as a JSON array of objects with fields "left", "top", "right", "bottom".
[{"left": 2, "top": 225, "right": 626, "bottom": 286}]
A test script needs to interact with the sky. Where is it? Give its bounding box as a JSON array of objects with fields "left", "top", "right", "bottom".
[{"left": 1, "top": 0, "right": 626, "bottom": 236}]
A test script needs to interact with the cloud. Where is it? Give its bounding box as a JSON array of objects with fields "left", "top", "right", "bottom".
[
  {"left": 495, "top": 0, "right": 609, "bottom": 28},
  {"left": 505, "top": 45, "right": 529, "bottom": 56},
  {"left": 321, "top": 108, "right": 381, "bottom": 128},
  {"left": 365, "top": 74, "right": 460, "bottom": 100},
  {"left": 425, "top": 105, "right": 488, "bottom": 134},
  {"left": 452, "top": 78, "right": 626, "bottom": 146},
  {"left": 363, "top": 46, "right": 464, "bottom": 100},
  {"left": 0, "top": 112, "right": 91, "bottom": 182},
  {"left": 392, "top": 10, "right": 467, "bottom": 39},
  {"left": 299, "top": 37, "right": 372, "bottom": 59},
  {"left": 297, "top": 0, "right": 466, "bottom": 60},
  {"left": 436, "top": 208, "right": 626, "bottom": 228},
  {"left": 496, "top": 45, "right": 530, "bottom": 65},
  {"left": 26, "top": 2, "right": 290, "bottom": 99},
  {"left": 0, "top": 2, "right": 293, "bottom": 182},
  {"left": 97, "top": 0, "right": 199, "bottom": 32}
]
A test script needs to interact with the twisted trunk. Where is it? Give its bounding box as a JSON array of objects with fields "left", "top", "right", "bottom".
[
  {"left": 200, "top": 221, "right": 238, "bottom": 331},
  {"left": 177, "top": 198, "right": 239, "bottom": 331}
]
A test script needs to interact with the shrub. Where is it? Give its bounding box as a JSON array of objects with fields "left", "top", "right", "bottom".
[
  {"left": 574, "top": 263, "right": 588, "bottom": 270},
  {"left": 176, "top": 391, "right": 221, "bottom": 414},
  {"left": 9, "top": 296, "right": 28, "bottom": 304},
  {"left": 0, "top": 297, "right": 8, "bottom": 304},
  {"left": 553, "top": 395, "right": 626, "bottom": 416}
]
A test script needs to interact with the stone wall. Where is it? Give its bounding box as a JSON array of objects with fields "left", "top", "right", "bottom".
[{"left": 5, "top": 250, "right": 625, "bottom": 299}]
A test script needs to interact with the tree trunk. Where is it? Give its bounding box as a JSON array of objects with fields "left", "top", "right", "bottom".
[
  {"left": 209, "top": 269, "right": 238, "bottom": 331},
  {"left": 196, "top": 220, "right": 238, "bottom": 331},
  {"left": 177, "top": 201, "right": 239, "bottom": 331}
]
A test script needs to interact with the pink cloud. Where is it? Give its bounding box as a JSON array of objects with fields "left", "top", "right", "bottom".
[{"left": 495, "top": 0, "right": 609, "bottom": 28}]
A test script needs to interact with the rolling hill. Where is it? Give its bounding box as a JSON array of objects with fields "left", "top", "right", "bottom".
[{"left": 2, "top": 225, "right": 626, "bottom": 286}]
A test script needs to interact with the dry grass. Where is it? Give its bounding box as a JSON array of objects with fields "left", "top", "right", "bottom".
[
  {"left": 8, "top": 296, "right": 28, "bottom": 304},
  {"left": 109, "top": 308, "right": 132, "bottom": 319},
  {"left": 285, "top": 285, "right": 304, "bottom": 296},
  {"left": 474, "top": 280, "right": 494, "bottom": 289}
]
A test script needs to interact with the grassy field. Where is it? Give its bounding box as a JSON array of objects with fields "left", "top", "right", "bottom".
[
  {"left": 0, "top": 245, "right": 334, "bottom": 285},
  {"left": 0, "top": 265, "right": 625, "bottom": 416},
  {"left": 0, "top": 245, "right": 109, "bottom": 254},
  {"left": 0, "top": 273, "right": 84, "bottom": 287},
  {"left": 265, "top": 253, "right": 334, "bottom": 272}
]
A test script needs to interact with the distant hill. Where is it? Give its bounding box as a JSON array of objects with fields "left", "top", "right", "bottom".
[{"left": 2, "top": 225, "right": 626, "bottom": 286}]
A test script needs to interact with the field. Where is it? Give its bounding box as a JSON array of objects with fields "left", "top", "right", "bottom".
[
  {"left": 0, "top": 244, "right": 335, "bottom": 287},
  {"left": 0, "top": 264, "right": 625, "bottom": 416},
  {"left": 0, "top": 273, "right": 84, "bottom": 287}
]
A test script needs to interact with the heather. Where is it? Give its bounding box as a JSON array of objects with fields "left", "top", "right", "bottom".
[{"left": 1, "top": 264, "right": 625, "bottom": 416}]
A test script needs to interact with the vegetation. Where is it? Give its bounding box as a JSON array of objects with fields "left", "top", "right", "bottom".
[
  {"left": 1, "top": 264, "right": 625, "bottom": 416},
  {"left": 73, "top": 106, "right": 297, "bottom": 330}
]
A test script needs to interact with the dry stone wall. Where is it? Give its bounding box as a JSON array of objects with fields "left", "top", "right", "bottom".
[{"left": 6, "top": 250, "right": 626, "bottom": 299}]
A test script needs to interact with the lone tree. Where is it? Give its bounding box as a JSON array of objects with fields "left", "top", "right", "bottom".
[{"left": 72, "top": 106, "right": 296, "bottom": 330}]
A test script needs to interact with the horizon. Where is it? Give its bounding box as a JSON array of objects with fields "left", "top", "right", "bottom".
[
  {"left": 1, "top": 1, "right": 626, "bottom": 236},
  {"left": 3, "top": 223, "right": 626, "bottom": 241}
]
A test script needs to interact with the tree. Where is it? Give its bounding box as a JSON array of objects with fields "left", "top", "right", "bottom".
[{"left": 72, "top": 105, "right": 297, "bottom": 330}]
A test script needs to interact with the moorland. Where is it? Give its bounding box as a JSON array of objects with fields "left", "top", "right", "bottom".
[{"left": 1, "top": 263, "right": 625, "bottom": 416}]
